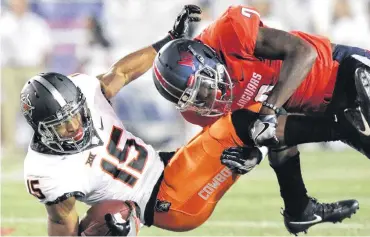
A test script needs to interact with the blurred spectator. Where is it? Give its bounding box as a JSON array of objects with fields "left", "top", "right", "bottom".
[
  {"left": 112, "top": 72, "right": 188, "bottom": 150},
  {"left": 76, "top": 15, "right": 112, "bottom": 76},
  {"left": 189, "top": 0, "right": 214, "bottom": 37},
  {"left": 309, "top": 0, "right": 334, "bottom": 35},
  {"left": 273, "top": 0, "right": 314, "bottom": 32},
  {"left": 0, "top": 0, "right": 52, "bottom": 156},
  {"left": 249, "top": 0, "right": 287, "bottom": 30},
  {"left": 330, "top": 0, "right": 370, "bottom": 48}
]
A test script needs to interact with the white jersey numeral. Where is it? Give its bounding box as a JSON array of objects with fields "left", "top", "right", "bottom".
[
  {"left": 241, "top": 7, "right": 261, "bottom": 18},
  {"left": 101, "top": 126, "right": 148, "bottom": 188},
  {"left": 255, "top": 84, "right": 274, "bottom": 103}
]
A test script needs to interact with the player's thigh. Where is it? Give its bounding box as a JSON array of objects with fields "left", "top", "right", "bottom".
[
  {"left": 329, "top": 45, "right": 370, "bottom": 111},
  {"left": 337, "top": 112, "right": 370, "bottom": 158},
  {"left": 332, "top": 44, "right": 370, "bottom": 63},
  {"left": 153, "top": 114, "right": 242, "bottom": 231}
]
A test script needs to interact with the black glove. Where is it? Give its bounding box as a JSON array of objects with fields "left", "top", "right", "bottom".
[
  {"left": 221, "top": 146, "right": 265, "bottom": 175},
  {"left": 250, "top": 114, "right": 279, "bottom": 146},
  {"left": 169, "top": 4, "right": 202, "bottom": 38},
  {"left": 105, "top": 213, "right": 131, "bottom": 236},
  {"left": 105, "top": 201, "right": 141, "bottom": 236}
]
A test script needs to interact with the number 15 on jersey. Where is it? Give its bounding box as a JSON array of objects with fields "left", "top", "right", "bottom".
[{"left": 101, "top": 126, "right": 149, "bottom": 188}]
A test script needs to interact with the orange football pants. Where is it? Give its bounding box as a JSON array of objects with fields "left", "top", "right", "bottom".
[{"left": 153, "top": 114, "right": 244, "bottom": 231}]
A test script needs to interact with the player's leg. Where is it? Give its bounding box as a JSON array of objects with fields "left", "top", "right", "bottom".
[
  {"left": 268, "top": 146, "right": 310, "bottom": 219},
  {"left": 153, "top": 114, "right": 243, "bottom": 231},
  {"left": 336, "top": 109, "right": 370, "bottom": 157},
  {"left": 275, "top": 114, "right": 360, "bottom": 234},
  {"left": 231, "top": 110, "right": 310, "bottom": 222},
  {"left": 326, "top": 47, "right": 370, "bottom": 154},
  {"left": 331, "top": 45, "right": 370, "bottom": 137},
  {"left": 270, "top": 146, "right": 359, "bottom": 235},
  {"left": 232, "top": 109, "right": 359, "bottom": 235}
]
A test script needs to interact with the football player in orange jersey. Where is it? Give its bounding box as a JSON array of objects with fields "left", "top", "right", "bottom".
[{"left": 152, "top": 5, "right": 369, "bottom": 235}]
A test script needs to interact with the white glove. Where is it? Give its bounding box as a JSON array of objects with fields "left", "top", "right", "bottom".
[{"left": 250, "top": 114, "right": 279, "bottom": 146}]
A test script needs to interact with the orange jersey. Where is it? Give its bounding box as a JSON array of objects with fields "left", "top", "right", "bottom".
[
  {"left": 153, "top": 114, "right": 243, "bottom": 231},
  {"left": 185, "top": 5, "right": 338, "bottom": 127}
]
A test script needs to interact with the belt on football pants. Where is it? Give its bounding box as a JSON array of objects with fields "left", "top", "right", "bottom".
[{"left": 143, "top": 171, "right": 164, "bottom": 226}]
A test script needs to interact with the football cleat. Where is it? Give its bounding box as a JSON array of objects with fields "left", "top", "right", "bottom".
[{"left": 283, "top": 197, "right": 359, "bottom": 235}]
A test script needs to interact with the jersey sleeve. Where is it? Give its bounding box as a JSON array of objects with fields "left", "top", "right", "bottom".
[
  {"left": 25, "top": 173, "right": 86, "bottom": 205},
  {"left": 228, "top": 6, "right": 261, "bottom": 55},
  {"left": 24, "top": 151, "right": 89, "bottom": 205},
  {"left": 69, "top": 73, "right": 102, "bottom": 98},
  {"left": 69, "top": 73, "right": 112, "bottom": 106},
  {"left": 198, "top": 5, "right": 262, "bottom": 58}
]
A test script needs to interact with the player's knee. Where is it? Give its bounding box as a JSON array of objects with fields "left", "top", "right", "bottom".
[
  {"left": 231, "top": 109, "right": 258, "bottom": 145},
  {"left": 352, "top": 56, "right": 370, "bottom": 121},
  {"left": 354, "top": 62, "right": 370, "bottom": 101},
  {"left": 268, "top": 146, "right": 299, "bottom": 167}
]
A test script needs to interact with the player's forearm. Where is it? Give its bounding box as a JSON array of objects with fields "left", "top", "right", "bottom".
[
  {"left": 47, "top": 217, "right": 79, "bottom": 236},
  {"left": 104, "top": 46, "right": 157, "bottom": 93},
  {"left": 111, "top": 34, "right": 173, "bottom": 84},
  {"left": 266, "top": 46, "right": 317, "bottom": 108},
  {"left": 99, "top": 35, "right": 173, "bottom": 99},
  {"left": 277, "top": 114, "right": 343, "bottom": 146},
  {"left": 254, "top": 28, "right": 318, "bottom": 112}
]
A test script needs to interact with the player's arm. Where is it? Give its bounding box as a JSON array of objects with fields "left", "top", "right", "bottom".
[
  {"left": 45, "top": 197, "right": 79, "bottom": 236},
  {"left": 276, "top": 114, "right": 343, "bottom": 146},
  {"left": 97, "top": 5, "right": 201, "bottom": 99},
  {"left": 254, "top": 27, "right": 318, "bottom": 114},
  {"left": 97, "top": 45, "right": 158, "bottom": 99}
]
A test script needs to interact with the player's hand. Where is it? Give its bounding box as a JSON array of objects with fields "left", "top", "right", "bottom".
[
  {"left": 169, "top": 5, "right": 202, "bottom": 39},
  {"left": 105, "top": 201, "right": 141, "bottom": 236},
  {"left": 105, "top": 213, "right": 131, "bottom": 236},
  {"left": 221, "top": 146, "right": 266, "bottom": 175},
  {"left": 250, "top": 114, "right": 279, "bottom": 146}
]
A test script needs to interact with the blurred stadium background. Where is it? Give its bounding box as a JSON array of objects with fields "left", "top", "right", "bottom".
[{"left": 1, "top": 0, "right": 370, "bottom": 236}]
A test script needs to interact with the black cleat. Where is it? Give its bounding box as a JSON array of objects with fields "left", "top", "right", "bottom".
[{"left": 283, "top": 197, "right": 359, "bottom": 235}]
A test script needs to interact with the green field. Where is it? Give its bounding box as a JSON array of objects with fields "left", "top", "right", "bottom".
[{"left": 2, "top": 149, "right": 370, "bottom": 236}]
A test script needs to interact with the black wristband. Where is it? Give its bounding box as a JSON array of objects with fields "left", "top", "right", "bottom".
[{"left": 152, "top": 34, "right": 173, "bottom": 52}]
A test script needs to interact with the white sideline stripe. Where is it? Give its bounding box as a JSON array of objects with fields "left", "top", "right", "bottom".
[{"left": 1, "top": 218, "right": 368, "bottom": 229}]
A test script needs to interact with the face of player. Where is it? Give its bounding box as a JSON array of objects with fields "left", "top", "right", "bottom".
[
  {"left": 54, "top": 113, "right": 84, "bottom": 141},
  {"left": 177, "top": 64, "right": 233, "bottom": 117},
  {"left": 194, "top": 79, "right": 219, "bottom": 108}
]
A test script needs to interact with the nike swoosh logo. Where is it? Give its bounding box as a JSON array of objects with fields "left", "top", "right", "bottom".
[
  {"left": 257, "top": 123, "right": 269, "bottom": 137},
  {"left": 289, "top": 214, "right": 322, "bottom": 225},
  {"left": 358, "top": 111, "right": 370, "bottom": 136},
  {"left": 99, "top": 117, "right": 104, "bottom": 131}
]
